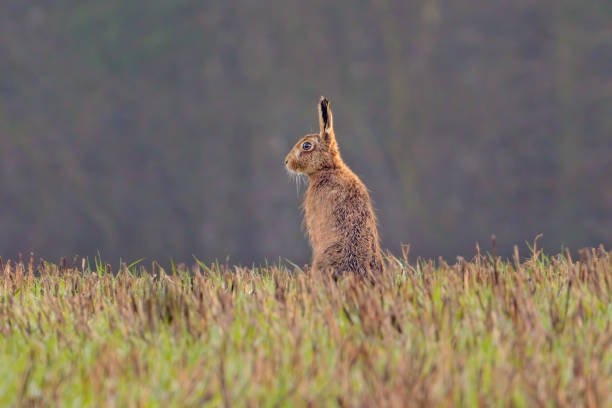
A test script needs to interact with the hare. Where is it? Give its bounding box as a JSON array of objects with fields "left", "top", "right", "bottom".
[{"left": 285, "top": 97, "right": 383, "bottom": 279}]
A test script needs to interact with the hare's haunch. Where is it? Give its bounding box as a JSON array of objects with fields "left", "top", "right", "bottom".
[{"left": 285, "top": 97, "right": 383, "bottom": 279}]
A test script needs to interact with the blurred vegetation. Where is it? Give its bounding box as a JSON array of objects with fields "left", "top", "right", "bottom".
[{"left": 0, "top": 1, "right": 610, "bottom": 264}]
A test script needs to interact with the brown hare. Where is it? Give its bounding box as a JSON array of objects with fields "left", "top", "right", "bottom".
[{"left": 285, "top": 97, "right": 383, "bottom": 279}]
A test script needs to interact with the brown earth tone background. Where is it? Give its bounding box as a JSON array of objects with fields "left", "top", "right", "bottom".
[{"left": 0, "top": 1, "right": 610, "bottom": 264}]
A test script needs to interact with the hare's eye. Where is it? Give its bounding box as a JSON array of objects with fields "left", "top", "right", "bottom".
[{"left": 302, "top": 141, "right": 313, "bottom": 151}]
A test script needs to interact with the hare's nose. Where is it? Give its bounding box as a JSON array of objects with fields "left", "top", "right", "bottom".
[{"left": 284, "top": 158, "right": 288, "bottom": 165}]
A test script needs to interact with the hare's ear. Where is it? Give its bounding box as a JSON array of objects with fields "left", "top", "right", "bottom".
[{"left": 318, "top": 96, "right": 334, "bottom": 141}]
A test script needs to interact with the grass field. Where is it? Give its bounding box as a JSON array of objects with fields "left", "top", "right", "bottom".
[{"left": 0, "top": 244, "right": 610, "bottom": 407}]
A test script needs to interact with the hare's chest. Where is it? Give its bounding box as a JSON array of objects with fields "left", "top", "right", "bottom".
[{"left": 303, "top": 187, "right": 342, "bottom": 253}]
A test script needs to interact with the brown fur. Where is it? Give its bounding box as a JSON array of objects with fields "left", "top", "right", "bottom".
[{"left": 285, "top": 97, "right": 383, "bottom": 279}]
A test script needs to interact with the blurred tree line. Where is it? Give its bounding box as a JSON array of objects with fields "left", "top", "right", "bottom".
[{"left": 0, "top": 0, "right": 610, "bottom": 264}]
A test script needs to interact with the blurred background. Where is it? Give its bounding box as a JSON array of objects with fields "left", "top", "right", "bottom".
[{"left": 1, "top": 1, "right": 610, "bottom": 265}]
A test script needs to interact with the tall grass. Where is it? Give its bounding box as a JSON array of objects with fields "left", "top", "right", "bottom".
[{"left": 0, "top": 245, "right": 610, "bottom": 407}]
